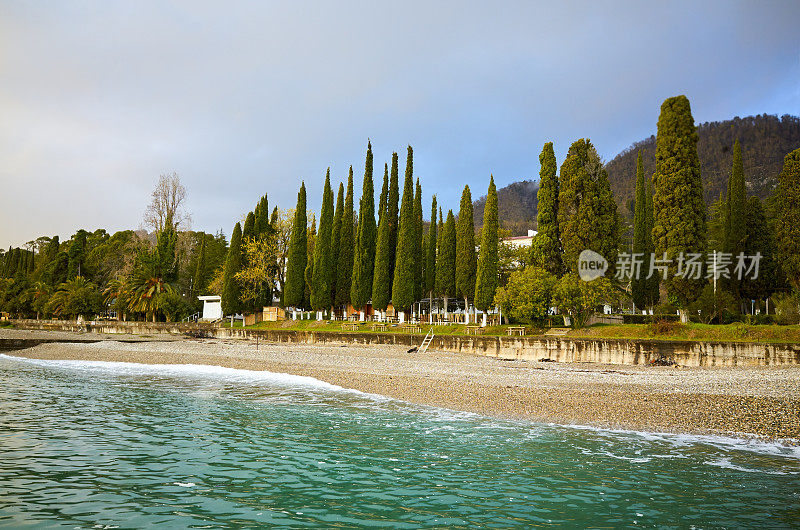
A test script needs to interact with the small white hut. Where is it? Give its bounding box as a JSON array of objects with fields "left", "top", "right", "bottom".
[{"left": 197, "top": 295, "right": 223, "bottom": 321}]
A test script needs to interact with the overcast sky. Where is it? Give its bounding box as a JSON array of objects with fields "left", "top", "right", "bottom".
[{"left": 1, "top": 0, "right": 798, "bottom": 247}]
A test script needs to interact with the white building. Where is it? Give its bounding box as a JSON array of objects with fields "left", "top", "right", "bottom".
[
  {"left": 500, "top": 229, "right": 537, "bottom": 248},
  {"left": 197, "top": 295, "right": 223, "bottom": 321}
]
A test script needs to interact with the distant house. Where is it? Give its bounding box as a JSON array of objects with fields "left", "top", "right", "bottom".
[
  {"left": 501, "top": 229, "right": 537, "bottom": 248},
  {"left": 197, "top": 295, "right": 223, "bottom": 321}
]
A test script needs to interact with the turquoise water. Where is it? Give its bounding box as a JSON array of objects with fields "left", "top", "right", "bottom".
[{"left": 0, "top": 354, "right": 798, "bottom": 528}]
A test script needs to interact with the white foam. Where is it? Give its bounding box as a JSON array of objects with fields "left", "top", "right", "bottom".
[
  {"left": 704, "top": 457, "right": 799, "bottom": 475},
  {"left": 0, "top": 353, "right": 367, "bottom": 396},
  {"left": 173, "top": 482, "right": 196, "bottom": 487}
]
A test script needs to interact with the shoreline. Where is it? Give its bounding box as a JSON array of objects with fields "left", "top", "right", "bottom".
[{"left": 2, "top": 329, "right": 799, "bottom": 442}]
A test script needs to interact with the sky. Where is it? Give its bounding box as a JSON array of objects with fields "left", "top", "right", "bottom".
[{"left": 1, "top": 0, "right": 799, "bottom": 247}]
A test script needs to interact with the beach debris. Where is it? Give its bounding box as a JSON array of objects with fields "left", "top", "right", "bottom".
[{"left": 407, "top": 346, "right": 418, "bottom": 353}]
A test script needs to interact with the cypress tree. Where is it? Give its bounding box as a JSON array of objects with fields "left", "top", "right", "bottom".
[
  {"left": 741, "top": 196, "right": 777, "bottom": 303},
  {"left": 221, "top": 222, "right": 242, "bottom": 316},
  {"left": 311, "top": 170, "right": 335, "bottom": 313},
  {"left": 534, "top": 142, "right": 563, "bottom": 275},
  {"left": 775, "top": 148, "right": 800, "bottom": 288},
  {"left": 631, "top": 151, "right": 650, "bottom": 309},
  {"left": 645, "top": 175, "right": 660, "bottom": 306},
  {"left": 330, "top": 182, "right": 344, "bottom": 305},
  {"left": 387, "top": 151, "right": 401, "bottom": 279},
  {"left": 351, "top": 141, "right": 376, "bottom": 310},
  {"left": 652, "top": 95, "right": 706, "bottom": 305},
  {"left": 269, "top": 205, "right": 278, "bottom": 228},
  {"left": 436, "top": 210, "right": 457, "bottom": 314},
  {"left": 303, "top": 216, "right": 316, "bottom": 310},
  {"left": 413, "top": 178, "right": 424, "bottom": 302},
  {"left": 558, "top": 139, "right": 620, "bottom": 275},
  {"left": 475, "top": 175, "right": 499, "bottom": 314},
  {"left": 425, "top": 196, "right": 438, "bottom": 299},
  {"left": 391, "top": 150, "right": 417, "bottom": 315},
  {"left": 193, "top": 235, "right": 207, "bottom": 295},
  {"left": 372, "top": 184, "right": 394, "bottom": 313},
  {"left": 724, "top": 140, "right": 747, "bottom": 298},
  {"left": 455, "top": 185, "right": 477, "bottom": 320},
  {"left": 283, "top": 183, "right": 307, "bottom": 308},
  {"left": 378, "top": 163, "right": 388, "bottom": 228},
  {"left": 335, "top": 167, "right": 355, "bottom": 308},
  {"left": 242, "top": 211, "right": 255, "bottom": 241}
]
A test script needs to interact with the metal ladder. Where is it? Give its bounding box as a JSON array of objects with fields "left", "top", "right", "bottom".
[{"left": 418, "top": 330, "right": 435, "bottom": 354}]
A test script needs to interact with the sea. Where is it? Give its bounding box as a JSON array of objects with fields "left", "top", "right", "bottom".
[{"left": 0, "top": 353, "right": 798, "bottom": 528}]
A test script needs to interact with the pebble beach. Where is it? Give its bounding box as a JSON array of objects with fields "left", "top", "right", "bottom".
[{"left": 3, "top": 329, "right": 798, "bottom": 441}]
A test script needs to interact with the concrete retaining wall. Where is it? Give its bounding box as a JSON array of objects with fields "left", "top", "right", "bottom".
[{"left": 8, "top": 319, "right": 800, "bottom": 367}]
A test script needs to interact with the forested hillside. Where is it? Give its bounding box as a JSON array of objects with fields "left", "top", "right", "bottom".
[
  {"left": 606, "top": 114, "right": 800, "bottom": 214},
  {"left": 473, "top": 180, "right": 538, "bottom": 236}
]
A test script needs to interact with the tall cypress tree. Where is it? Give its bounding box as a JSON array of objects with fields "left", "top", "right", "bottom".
[
  {"left": 436, "top": 210, "right": 457, "bottom": 314},
  {"left": 455, "top": 185, "right": 477, "bottom": 320},
  {"left": 645, "top": 177, "right": 660, "bottom": 306},
  {"left": 242, "top": 211, "right": 255, "bottom": 241},
  {"left": 534, "top": 142, "right": 563, "bottom": 275},
  {"left": 652, "top": 95, "right": 706, "bottom": 305},
  {"left": 425, "top": 196, "right": 438, "bottom": 299},
  {"left": 391, "top": 151, "right": 417, "bottom": 315},
  {"left": 632, "top": 151, "right": 651, "bottom": 309},
  {"left": 330, "top": 182, "right": 345, "bottom": 304},
  {"left": 724, "top": 141, "right": 747, "bottom": 262},
  {"left": 303, "top": 215, "right": 316, "bottom": 311},
  {"left": 193, "top": 235, "right": 206, "bottom": 295},
  {"left": 311, "top": 170, "right": 335, "bottom": 313},
  {"left": 377, "top": 163, "right": 388, "bottom": 229},
  {"left": 775, "top": 148, "right": 800, "bottom": 288},
  {"left": 413, "top": 178, "right": 424, "bottom": 302},
  {"left": 475, "top": 176, "right": 499, "bottom": 314},
  {"left": 387, "top": 151, "right": 401, "bottom": 279},
  {"left": 372, "top": 180, "right": 394, "bottom": 313},
  {"left": 351, "top": 141, "right": 376, "bottom": 310},
  {"left": 221, "top": 222, "right": 242, "bottom": 316},
  {"left": 283, "top": 183, "right": 307, "bottom": 308},
  {"left": 335, "top": 167, "right": 355, "bottom": 308},
  {"left": 558, "top": 139, "right": 620, "bottom": 275}
]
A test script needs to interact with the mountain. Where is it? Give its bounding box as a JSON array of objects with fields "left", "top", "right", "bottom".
[
  {"left": 473, "top": 180, "right": 538, "bottom": 236},
  {"left": 606, "top": 114, "right": 800, "bottom": 214},
  {"left": 476, "top": 114, "right": 800, "bottom": 230}
]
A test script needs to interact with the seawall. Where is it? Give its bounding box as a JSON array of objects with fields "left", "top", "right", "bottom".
[{"left": 7, "top": 319, "right": 800, "bottom": 367}]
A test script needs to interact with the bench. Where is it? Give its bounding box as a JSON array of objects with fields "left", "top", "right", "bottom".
[
  {"left": 465, "top": 325, "right": 484, "bottom": 335},
  {"left": 506, "top": 326, "right": 526, "bottom": 336},
  {"left": 371, "top": 323, "right": 388, "bottom": 332},
  {"left": 400, "top": 324, "right": 421, "bottom": 333},
  {"left": 341, "top": 323, "right": 359, "bottom": 331}
]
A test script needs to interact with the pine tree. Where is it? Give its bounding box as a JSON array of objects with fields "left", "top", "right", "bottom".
[
  {"left": 311, "top": 170, "right": 334, "bottom": 313},
  {"left": 558, "top": 138, "right": 620, "bottom": 275},
  {"left": 391, "top": 149, "right": 417, "bottom": 315},
  {"left": 283, "top": 183, "right": 307, "bottom": 308},
  {"left": 775, "top": 148, "right": 800, "bottom": 288},
  {"left": 335, "top": 167, "right": 355, "bottom": 308},
  {"left": 351, "top": 141, "right": 376, "bottom": 310},
  {"left": 221, "top": 222, "right": 242, "bottom": 316},
  {"left": 330, "top": 182, "right": 344, "bottom": 305},
  {"left": 475, "top": 176, "right": 499, "bottom": 314},
  {"left": 436, "top": 210, "right": 457, "bottom": 314},
  {"left": 425, "top": 196, "right": 438, "bottom": 298},
  {"left": 534, "top": 142, "right": 563, "bottom": 275},
  {"left": 455, "top": 185, "right": 477, "bottom": 320},
  {"left": 652, "top": 95, "right": 706, "bottom": 305},
  {"left": 413, "top": 178, "right": 424, "bottom": 302},
  {"left": 632, "top": 151, "right": 651, "bottom": 309},
  {"left": 193, "top": 235, "right": 207, "bottom": 295}
]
